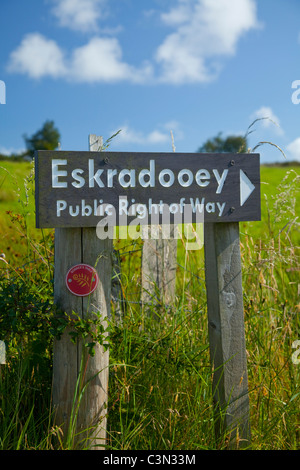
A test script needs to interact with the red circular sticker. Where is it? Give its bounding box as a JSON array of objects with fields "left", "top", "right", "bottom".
[{"left": 66, "top": 264, "right": 99, "bottom": 297}]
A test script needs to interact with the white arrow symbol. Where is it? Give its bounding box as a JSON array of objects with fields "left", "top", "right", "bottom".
[{"left": 240, "top": 170, "right": 255, "bottom": 206}]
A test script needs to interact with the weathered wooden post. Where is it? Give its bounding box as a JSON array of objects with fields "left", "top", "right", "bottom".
[
  {"left": 141, "top": 230, "right": 177, "bottom": 308},
  {"left": 204, "top": 222, "right": 251, "bottom": 448},
  {"left": 51, "top": 135, "right": 112, "bottom": 449},
  {"left": 141, "top": 134, "right": 177, "bottom": 309}
]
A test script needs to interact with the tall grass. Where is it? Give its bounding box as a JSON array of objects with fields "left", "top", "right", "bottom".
[
  {"left": 239, "top": 168, "right": 300, "bottom": 449},
  {"left": 0, "top": 160, "right": 299, "bottom": 450}
]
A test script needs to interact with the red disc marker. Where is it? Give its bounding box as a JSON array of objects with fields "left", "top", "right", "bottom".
[{"left": 66, "top": 264, "right": 99, "bottom": 297}]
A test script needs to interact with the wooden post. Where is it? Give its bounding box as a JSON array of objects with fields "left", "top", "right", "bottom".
[
  {"left": 141, "top": 229, "right": 177, "bottom": 308},
  {"left": 52, "top": 135, "right": 112, "bottom": 449},
  {"left": 141, "top": 133, "right": 177, "bottom": 309},
  {"left": 204, "top": 222, "right": 251, "bottom": 448}
]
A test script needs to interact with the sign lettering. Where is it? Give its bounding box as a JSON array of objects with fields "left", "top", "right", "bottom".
[{"left": 35, "top": 151, "right": 261, "bottom": 228}]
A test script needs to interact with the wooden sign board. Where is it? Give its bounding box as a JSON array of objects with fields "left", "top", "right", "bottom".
[{"left": 35, "top": 151, "right": 260, "bottom": 228}]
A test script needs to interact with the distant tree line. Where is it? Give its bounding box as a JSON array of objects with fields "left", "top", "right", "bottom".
[
  {"left": 0, "top": 120, "right": 60, "bottom": 161},
  {"left": 197, "top": 132, "right": 248, "bottom": 153},
  {"left": 196, "top": 132, "right": 299, "bottom": 166},
  {"left": 1, "top": 125, "right": 298, "bottom": 167}
]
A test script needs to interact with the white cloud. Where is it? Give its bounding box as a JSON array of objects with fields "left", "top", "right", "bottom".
[
  {"left": 147, "top": 130, "right": 170, "bottom": 145},
  {"left": 251, "top": 106, "right": 284, "bottom": 135},
  {"left": 7, "top": 33, "right": 66, "bottom": 79},
  {"left": 69, "top": 37, "right": 152, "bottom": 83},
  {"left": 156, "top": 0, "right": 261, "bottom": 84},
  {"left": 161, "top": 0, "right": 193, "bottom": 26},
  {"left": 51, "top": 0, "right": 106, "bottom": 33},
  {"left": 111, "top": 123, "right": 184, "bottom": 147},
  {"left": 7, "top": 34, "right": 152, "bottom": 83},
  {"left": 7, "top": 0, "right": 261, "bottom": 85},
  {"left": 286, "top": 138, "right": 300, "bottom": 161},
  {"left": 0, "top": 146, "right": 25, "bottom": 156},
  {"left": 113, "top": 126, "right": 170, "bottom": 146}
]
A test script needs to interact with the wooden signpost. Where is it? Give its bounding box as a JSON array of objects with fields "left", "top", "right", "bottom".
[
  {"left": 204, "top": 222, "right": 251, "bottom": 446},
  {"left": 35, "top": 147, "right": 260, "bottom": 449},
  {"left": 51, "top": 136, "right": 112, "bottom": 449},
  {"left": 35, "top": 151, "right": 260, "bottom": 228}
]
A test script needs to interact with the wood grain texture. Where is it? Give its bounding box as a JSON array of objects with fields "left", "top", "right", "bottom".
[
  {"left": 141, "top": 225, "right": 177, "bottom": 308},
  {"left": 52, "top": 228, "right": 82, "bottom": 436},
  {"left": 78, "top": 228, "right": 112, "bottom": 447},
  {"left": 204, "top": 222, "right": 251, "bottom": 448},
  {"left": 141, "top": 145, "right": 178, "bottom": 312},
  {"left": 52, "top": 136, "right": 113, "bottom": 450}
]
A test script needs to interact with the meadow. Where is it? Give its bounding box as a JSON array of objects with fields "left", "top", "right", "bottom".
[{"left": 0, "top": 157, "right": 299, "bottom": 450}]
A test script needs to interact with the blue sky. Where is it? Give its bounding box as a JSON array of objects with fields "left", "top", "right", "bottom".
[{"left": 1, "top": 0, "right": 300, "bottom": 163}]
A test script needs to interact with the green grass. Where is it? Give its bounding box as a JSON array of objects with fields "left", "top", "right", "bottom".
[
  {"left": 0, "top": 159, "right": 299, "bottom": 450},
  {"left": 0, "top": 160, "right": 52, "bottom": 265}
]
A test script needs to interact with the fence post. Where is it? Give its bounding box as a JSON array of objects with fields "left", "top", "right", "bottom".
[
  {"left": 204, "top": 222, "right": 251, "bottom": 448},
  {"left": 141, "top": 231, "right": 177, "bottom": 308},
  {"left": 52, "top": 135, "right": 112, "bottom": 449},
  {"left": 141, "top": 133, "right": 177, "bottom": 309}
]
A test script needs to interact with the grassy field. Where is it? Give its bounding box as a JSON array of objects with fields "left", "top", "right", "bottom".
[{"left": 0, "top": 158, "right": 299, "bottom": 450}]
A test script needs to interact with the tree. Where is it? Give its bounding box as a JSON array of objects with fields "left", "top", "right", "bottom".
[
  {"left": 24, "top": 120, "right": 61, "bottom": 158},
  {"left": 197, "top": 132, "right": 248, "bottom": 154}
]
